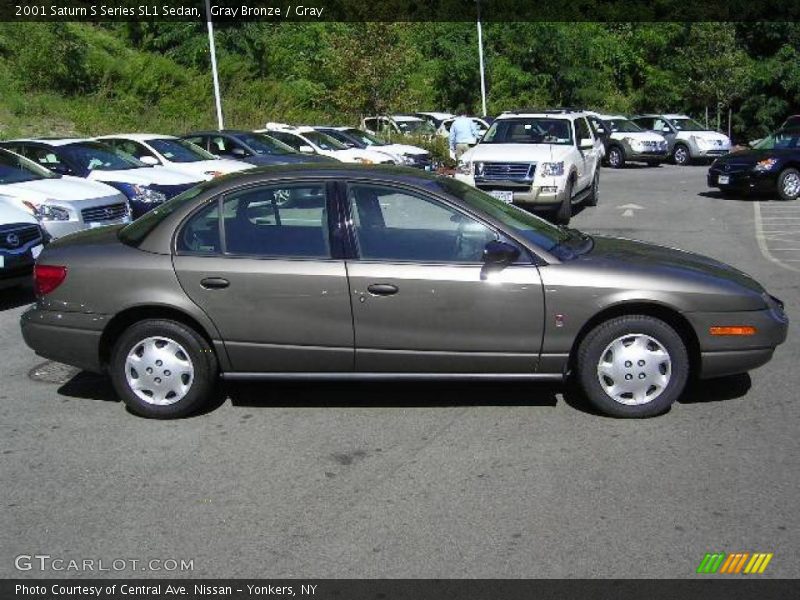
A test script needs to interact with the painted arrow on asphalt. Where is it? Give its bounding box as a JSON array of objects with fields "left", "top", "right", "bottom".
[{"left": 617, "top": 203, "right": 645, "bottom": 217}]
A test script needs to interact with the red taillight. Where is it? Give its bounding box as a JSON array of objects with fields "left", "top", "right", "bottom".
[{"left": 34, "top": 264, "right": 67, "bottom": 296}]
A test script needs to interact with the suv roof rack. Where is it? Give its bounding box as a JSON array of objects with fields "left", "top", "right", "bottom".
[{"left": 503, "top": 107, "right": 584, "bottom": 115}]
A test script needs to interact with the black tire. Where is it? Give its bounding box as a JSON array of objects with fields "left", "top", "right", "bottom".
[
  {"left": 776, "top": 167, "right": 800, "bottom": 201},
  {"left": 585, "top": 169, "right": 600, "bottom": 207},
  {"left": 607, "top": 146, "right": 625, "bottom": 169},
  {"left": 673, "top": 144, "right": 691, "bottom": 166},
  {"left": 576, "top": 315, "right": 689, "bottom": 418},
  {"left": 553, "top": 178, "right": 573, "bottom": 225},
  {"left": 110, "top": 319, "right": 218, "bottom": 419}
]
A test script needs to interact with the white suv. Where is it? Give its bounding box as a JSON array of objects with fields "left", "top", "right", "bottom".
[{"left": 456, "top": 110, "right": 603, "bottom": 224}]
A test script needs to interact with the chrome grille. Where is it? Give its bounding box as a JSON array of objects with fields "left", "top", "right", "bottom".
[
  {"left": 476, "top": 162, "right": 535, "bottom": 181},
  {"left": 81, "top": 203, "right": 128, "bottom": 223},
  {"left": 0, "top": 223, "right": 42, "bottom": 250}
]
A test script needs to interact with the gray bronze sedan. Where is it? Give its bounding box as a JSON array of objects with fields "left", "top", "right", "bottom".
[{"left": 21, "top": 165, "right": 788, "bottom": 418}]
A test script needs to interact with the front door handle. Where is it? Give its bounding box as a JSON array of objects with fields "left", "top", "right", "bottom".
[
  {"left": 200, "top": 277, "right": 230, "bottom": 290},
  {"left": 367, "top": 283, "right": 399, "bottom": 296}
]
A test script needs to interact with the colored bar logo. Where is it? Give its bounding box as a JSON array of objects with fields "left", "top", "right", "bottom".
[{"left": 697, "top": 552, "right": 773, "bottom": 574}]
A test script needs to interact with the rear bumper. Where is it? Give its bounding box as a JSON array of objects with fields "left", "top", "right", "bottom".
[{"left": 21, "top": 307, "right": 107, "bottom": 373}]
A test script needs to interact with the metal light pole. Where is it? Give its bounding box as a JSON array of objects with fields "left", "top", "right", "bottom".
[
  {"left": 477, "top": 0, "right": 487, "bottom": 117},
  {"left": 205, "top": 0, "right": 224, "bottom": 129}
]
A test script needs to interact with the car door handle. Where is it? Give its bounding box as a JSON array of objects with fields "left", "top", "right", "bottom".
[
  {"left": 367, "top": 283, "right": 399, "bottom": 296},
  {"left": 200, "top": 277, "right": 230, "bottom": 290}
]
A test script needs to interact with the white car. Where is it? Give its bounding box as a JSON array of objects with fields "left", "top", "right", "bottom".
[
  {"left": 436, "top": 116, "right": 491, "bottom": 139},
  {"left": 95, "top": 134, "right": 253, "bottom": 181},
  {"left": 631, "top": 114, "right": 731, "bottom": 166},
  {"left": 455, "top": 109, "right": 604, "bottom": 225},
  {"left": 0, "top": 147, "right": 131, "bottom": 239},
  {"left": 415, "top": 112, "right": 455, "bottom": 130},
  {"left": 0, "top": 194, "right": 45, "bottom": 289},
  {"left": 259, "top": 124, "right": 395, "bottom": 164},
  {"left": 313, "top": 127, "right": 433, "bottom": 169},
  {"left": 1, "top": 139, "right": 203, "bottom": 218},
  {"left": 360, "top": 115, "right": 436, "bottom": 137},
  {"left": 587, "top": 113, "right": 669, "bottom": 168}
]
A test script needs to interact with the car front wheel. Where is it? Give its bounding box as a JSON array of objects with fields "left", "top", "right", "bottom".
[
  {"left": 576, "top": 315, "right": 689, "bottom": 417},
  {"left": 110, "top": 319, "right": 218, "bottom": 418},
  {"left": 777, "top": 168, "right": 800, "bottom": 201},
  {"left": 607, "top": 146, "right": 625, "bottom": 168},
  {"left": 585, "top": 170, "right": 600, "bottom": 207},
  {"left": 673, "top": 144, "right": 690, "bottom": 166},
  {"left": 553, "top": 179, "right": 573, "bottom": 225}
]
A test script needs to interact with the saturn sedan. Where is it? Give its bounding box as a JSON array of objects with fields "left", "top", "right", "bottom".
[{"left": 21, "top": 165, "right": 788, "bottom": 419}]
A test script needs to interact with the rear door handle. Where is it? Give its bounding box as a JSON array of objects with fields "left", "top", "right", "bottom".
[
  {"left": 200, "top": 277, "right": 230, "bottom": 290},
  {"left": 367, "top": 283, "right": 399, "bottom": 296}
]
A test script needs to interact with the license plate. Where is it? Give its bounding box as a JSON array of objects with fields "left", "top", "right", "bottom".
[
  {"left": 718, "top": 175, "right": 730, "bottom": 185},
  {"left": 489, "top": 190, "right": 514, "bottom": 203},
  {"left": 32, "top": 244, "right": 43, "bottom": 259}
]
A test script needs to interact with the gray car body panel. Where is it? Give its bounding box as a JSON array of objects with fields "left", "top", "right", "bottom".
[{"left": 21, "top": 165, "right": 788, "bottom": 381}]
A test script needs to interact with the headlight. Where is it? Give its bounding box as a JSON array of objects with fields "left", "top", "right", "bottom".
[
  {"left": 22, "top": 201, "right": 71, "bottom": 221},
  {"left": 624, "top": 137, "right": 644, "bottom": 151},
  {"left": 691, "top": 135, "right": 712, "bottom": 149},
  {"left": 754, "top": 158, "right": 779, "bottom": 172},
  {"left": 457, "top": 160, "right": 474, "bottom": 176},
  {"left": 540, "top": 161, "right": 565, "bottom": 177},
  {"left": 114, "top": 183, "right": 167, "bottom": 204},
  {"left": 353, "top": 157, "right": 374, "bottom": 165}
]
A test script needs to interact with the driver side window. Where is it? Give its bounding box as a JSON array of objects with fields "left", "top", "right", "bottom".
[{"left": 347, "top": 184, "right": 497, "bottom": 263}]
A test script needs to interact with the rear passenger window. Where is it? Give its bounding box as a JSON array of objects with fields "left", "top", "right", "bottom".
[{"left": 177, "top": 201, "right": 221, "bottom": 254}]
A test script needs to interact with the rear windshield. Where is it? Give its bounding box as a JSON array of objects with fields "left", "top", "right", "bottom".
[{"left": 118, "top": 183, "right": 211, "bottom": 247}]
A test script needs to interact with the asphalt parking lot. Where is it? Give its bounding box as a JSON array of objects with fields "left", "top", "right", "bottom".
[{"left": 1, "top": 164, "right": 798, "bottom": 579}]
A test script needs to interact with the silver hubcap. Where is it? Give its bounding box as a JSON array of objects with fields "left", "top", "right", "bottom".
[
  {"left": 782, "top": 173, "right": 800, "bottom": 198},
  {"left": 675, "top": 147, "right": 687, "bottom": 163},
  {"left": 609, "top": 150, "right": 621, "bottom": 166},
  {"left": 125, "top": 336, "right": 194, "bottom": 405},
  {"left": 596, "top": 334, "right": 672, "bottom": 406}
]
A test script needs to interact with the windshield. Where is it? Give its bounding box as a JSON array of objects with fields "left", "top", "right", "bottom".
[
  {"left": 118, "top": 182, "right": 212, "bottom": 247},
  {"left": 605, "top": 119, "right": 642, "bottom": 133},
  {"left": 0, "top": 149, "right": 58, "bottom": 184},
  {"left": 62, "top": 142, "right": 144, "bottom": 171},
  {"left": 395, "top": 119, "right": 434, "bottom": 134},
  {"left": 302, "top": 131, "right": 348, "bottom": 151},
  {"left": 669, "top": 117, "right": 707, "bottom": 132},
  {"left": 754, "top": 130, "right": 800, "bottom": 150},
  {"left": 343, "top": 129, "right": 389, "bottom": 147},
  {"left": 482, "top": 118, "right": 573, "bottom": 145},
  {"left": 434, "top": 178, "right": 591, "bottom": 259},
  {"left": 318, "top": 129, "right": 361, "bottom": 148},
  {"left": 238, "top": 133, "right": 295, "bottom": 155},
  {"left": 148, "top": 138, "right": 216, "bottom": 163}
]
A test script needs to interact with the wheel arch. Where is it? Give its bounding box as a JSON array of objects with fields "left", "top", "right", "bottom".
[
  {"left": 99, "top": 304, "right": 222, "bottom": 369},
  {"left": 567, "top": 301, "right": 701, "bottom": 378}
]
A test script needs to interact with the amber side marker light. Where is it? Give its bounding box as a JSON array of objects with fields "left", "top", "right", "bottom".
[{"left": 709, "top": 326, "right": 757, "bottom": 336}]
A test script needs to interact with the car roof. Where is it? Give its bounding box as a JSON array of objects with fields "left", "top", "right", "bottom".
[
  {"left": 417, "top": 112, "right": 454, "bottom": 118},
  {"left": 596, "top": 114, "right": 627, "bottom": 120},
  {"left": 4, "top": 138, "right": 89, "bottom": 146},
  {"left": 96, "top": 133, "right": 177, "bottom": 142},
  {"left": 390, "top": 115, "right": 425, "bottom": 122},
  {"left": 182, "top": 130, "right": 257, "bottom": 137},
  {"left": 497, "top": 110, "right": 584, "bottom": 120}
]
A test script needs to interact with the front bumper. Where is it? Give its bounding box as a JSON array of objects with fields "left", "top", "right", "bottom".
[
  {"left": 627, "top": 150, "right": 669, "bottom": 162},
  {"left": 690, "top": 146, "right": 730, "bottom": 159},
  {"left": 687, "top": 303, "right": 789, "bottom": 379},
  {"left": 454, "top": 174, "right": 567, "bottom": 207},
  {"left": 21, "top": 307, "right": 108, "bottom": 373},
  {"left": 42, "top": 216, "right": 131, "bottom": 239},
  {"left": 707, "top": 168, "right": 777, "bottom": 193}
]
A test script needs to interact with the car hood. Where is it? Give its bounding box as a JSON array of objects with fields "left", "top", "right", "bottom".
[
  {"left": 610, "top": 132, "right": 666, "bottom": 143},
  {"left": 0, "top": 197, "right": 38, "bottom": 225},
  {"left": 244, "top": 154, "right": 336, "bottom": 166},
  {"left": 86, "top": 167, "right": 200, "bottom": 186},
  {"left": 462, "top": 143, "right": 573, "bottom": 163},
  {"left": 162, "top": 159, "right": 253, "bottom": 177},
  {"left": 579, "top": 235, "right": 766, "bottom": 306},
  {"left": 0, "top": 175, "right": 121, "bottom": 202},
  {"left": 713, "top": 148, "right": 794, "bottom": 166},
  {"left": 384, "top": 143, "right": 429, "bottom": 156},
  {"left": 675, "top": 130, "right": 731, "bottom": 145},
  {"left": 328, "top": 148, "right": 394, "bottom": 163}
]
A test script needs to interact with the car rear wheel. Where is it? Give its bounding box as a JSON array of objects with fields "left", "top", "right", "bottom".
[
  {"left": 110, "top": 319, "right": 218, "bottom": 418},
  {"left": 576, "top": 315, "right": 689, "bottom": 418},
  {"left": 777, "top": 168, "right": 800, "bottom": 201},
  {"left": 607, "top": 146, "right": 625, "bottom": 168},
  {"left": 673, "top": 144, "right": 690, "bottom": 166},
  {"left": 553, "top": 179, "right": 573, "bottom": 225}
]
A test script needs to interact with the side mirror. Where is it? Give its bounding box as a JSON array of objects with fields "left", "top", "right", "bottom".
[
  {"left": 139, "top": 156, "right": 159, "bottom": 166},
  {"left": 596, "top": 127, "right": 606, "bottom": 135},
  {"left": 231, "top": 147, "right": 247, "bottom": 157},
  {"left": 579, "top": 138, "right": 594, "bottom": 150},
  {"left": 299, "top": 145, "right": 315, "bottom": 153},
  {"left": 483, "top": 240, "right": 520, "bottom": 265}
]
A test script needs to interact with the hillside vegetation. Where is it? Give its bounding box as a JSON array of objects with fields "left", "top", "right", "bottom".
[{"left": 0, "top": 22, "right": 798, "bottom": 142}]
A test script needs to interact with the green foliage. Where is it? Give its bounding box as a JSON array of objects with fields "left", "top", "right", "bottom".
[{"left": 0, "top": 22, "right": 799, "bottom": 143}]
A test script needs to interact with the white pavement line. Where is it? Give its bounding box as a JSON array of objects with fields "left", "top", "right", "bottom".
[{"left": 753, "top": 202, "right": 800, "bottom": 273}]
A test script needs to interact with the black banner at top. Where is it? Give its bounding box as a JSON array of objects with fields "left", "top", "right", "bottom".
[{"left": 4, "top": 0, "right": 800, "bottom": 22}]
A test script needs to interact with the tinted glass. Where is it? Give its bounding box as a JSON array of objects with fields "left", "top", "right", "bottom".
[
  {"left": 348, "top": 184, "right": 496, "bottom": 263},
  {"left": 177, "top": 200, "right": 221, "bottom": 253},
  {"left": 236, "top": 133, "right": 295, "bottom": 155},
  {"left": 209, "top": 136, "right": 246, "bottom": 157},
  {"left": 669, "top": 117, "right": 707, "bottom": 132},
  {"left": 149, "top": 138, "right": 216, "bottom": 162},
  {"left": 575, "top": 117, "right": 591, "bottom": 142},
  {"left": 300, "top": 131, "right": 347, "bottom": 151},
  {"left": 483, "top": 118, "right": 573, "bottom": 145},
  {"left": 605, "top": 119, "right": 642, "bottom": 133},
  {"left": 223, "top": 184, "right": 330, "bottom": 258},
  {"left": 754, "top": 130, "right": 800, "bottom": 150},
  {"left": 343, "top": 128, "right": 388, "bottom": 147},
  {"left": 61, "top": 142, "right": 144, "bottom": 171},
  {"left": 106, "top": 139, "right": 158, "bottom": 161},
  {"left": 0, "top": 148, "right": 58, "bottom": 183}
]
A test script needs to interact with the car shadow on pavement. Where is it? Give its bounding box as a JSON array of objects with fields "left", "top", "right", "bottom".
[
  {"left": 698, "top": 190, "right": 773, "bottom": 202},
  {"left": 57, "top": 371, "right": 118, "bottom": 402},
  {"left": 0, "top": 284, "right": 34, "bottom": 312},
  {"left": 226, "top": 380, "right": 561, "bottom": 409}
]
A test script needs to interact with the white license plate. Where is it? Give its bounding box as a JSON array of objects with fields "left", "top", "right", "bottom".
[
  {"left": 32, "top": 244, "right": 43, "bottom": 259},
  {"left": 718, "top": 175, "right": 730, "bottom": 185},
  {"left": 489, "top": 190, "right": 514, "bottom": 203}
]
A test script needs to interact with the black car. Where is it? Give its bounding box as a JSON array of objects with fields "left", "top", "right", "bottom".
[
  {"left": 708, "top": 127, "right": 800, "bottom": 201},
  {"left": 182, "top": 130, "right": 335, "bottom": 167}
]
